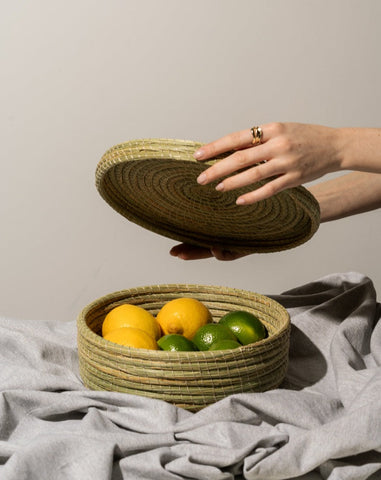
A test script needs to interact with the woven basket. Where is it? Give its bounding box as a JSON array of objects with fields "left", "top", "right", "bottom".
[
  {"left": 77, "top": 284, "right": 290, "bottom": 411},
  {"left": 95, "top": 138, "right": 320, "bottom": 254}
]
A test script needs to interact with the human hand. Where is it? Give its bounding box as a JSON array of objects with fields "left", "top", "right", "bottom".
[
  {"left": 169, "top": 243, "right": 248, "bottom": 261},
  {"left": 194, "top": 122, "right": 343, "bottom": 205}
]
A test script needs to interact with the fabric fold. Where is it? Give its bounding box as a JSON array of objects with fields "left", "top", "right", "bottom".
[{"left": 0, "top": 272, "right": 379, "bottom": 479}]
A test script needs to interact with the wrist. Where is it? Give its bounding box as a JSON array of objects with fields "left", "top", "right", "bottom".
[
  {"left": 334, "top": 127, "right": 352, "bottom": 171},
  {"left": 335, "top": 127, "right": 381, "bottom": 172}
]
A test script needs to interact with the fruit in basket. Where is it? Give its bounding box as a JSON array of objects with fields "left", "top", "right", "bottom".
[
  {"left": 156, "top": 297, "right": 212, "bottom": 340},
  {"left": 158, "top": 334, "right": 198, "bottom": 352},
  {"left": 102, "top": 304, "right": 161, "bottom": 339},
  {"left": 208, "top": 339, "right": 242, "bottom": 350},
  {"left": 219, "top": 311, "right": 267, "bottom": 345},
  {"left": 103, "top": 327, "right": 159, "bottom": 349},
  {"left": 192, "top": 323, "right": 238, "bottom": 351}
]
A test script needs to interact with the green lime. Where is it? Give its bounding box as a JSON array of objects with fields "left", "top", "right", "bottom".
[
  {"left": 192, "top": 323, "right": 238, "bottom": 351},
  {"left": 208, "top": 339, "right": 242, "bottom": 351},
  {"left": 219, "top": 310, "right": 267, "bottom": 345},
  {"left": 157, "top": 334, "right": 198, "bottom": 352}
]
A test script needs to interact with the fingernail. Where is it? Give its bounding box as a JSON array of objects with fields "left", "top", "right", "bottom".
[
  {"left": 236, "top": 197, "right": 246, "bottom": 205},
  {"left": 197, "top": 173, "right": 207, "bottom": 184},
  {"left": 194, "top": 149, "right": 204, "bottom": 160},
  {"left": 215, "top": 182, "right": 224, "bottom": 191}
]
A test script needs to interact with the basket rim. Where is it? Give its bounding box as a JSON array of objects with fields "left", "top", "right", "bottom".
[{"left": 77, "top": 283, "right": 290, "bottom": 358}]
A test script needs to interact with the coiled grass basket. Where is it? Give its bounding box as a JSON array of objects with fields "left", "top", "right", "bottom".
[{"left": 77, "top": 284, "right": 290, "bottom": 412}]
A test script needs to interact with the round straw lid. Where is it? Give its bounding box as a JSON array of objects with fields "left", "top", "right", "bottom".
[{"left": 96, "top": 139, "right": 320, "bottom": 254}]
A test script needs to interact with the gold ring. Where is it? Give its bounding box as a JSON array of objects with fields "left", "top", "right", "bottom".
[{"left": 250, "top": 126, "right": 263, "bottom": 145}]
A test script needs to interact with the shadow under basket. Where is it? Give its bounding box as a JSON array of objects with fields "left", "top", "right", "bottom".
[{"left": 77, "top": 284, "right": 290, "bottom": 412}]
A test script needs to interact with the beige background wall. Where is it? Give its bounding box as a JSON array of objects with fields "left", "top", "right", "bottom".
[{"left": 1, "top": 0, "right": 380, "bottom": 323}]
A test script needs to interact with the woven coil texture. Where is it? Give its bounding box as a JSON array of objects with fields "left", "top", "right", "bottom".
[
  {"left": 77, "top": 284, "right": 290, "bottom": 411},
  {"left": 95, "top": 138, "right": 320, "bottom": 254}
]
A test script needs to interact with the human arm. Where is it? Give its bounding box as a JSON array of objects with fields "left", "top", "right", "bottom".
[
  {"left": 170, "top": 123, "right": 381, "bottom": 260},
  {"left": 170, "top": 171, "right": 381, "bottom": 260},
  {"left": 308, "top": 171, "right": 381, "bottom": 222},
  {"left": 194, "top": 123, "right": 381, "bottom": 205}
]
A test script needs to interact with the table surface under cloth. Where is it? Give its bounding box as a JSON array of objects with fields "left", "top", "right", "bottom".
[{"left": 0, "top": 272, "right": 380, "bottom": 480}]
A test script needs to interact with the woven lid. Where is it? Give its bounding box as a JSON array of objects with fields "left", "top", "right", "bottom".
[{"left": 95, "top": 138, "right": 320, "bottom": 254}]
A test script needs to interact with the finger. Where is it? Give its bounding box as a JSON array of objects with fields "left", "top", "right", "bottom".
[
  {"left": 197, "top": 144, "right": 271, "bottom": 186},
  {"left": 236, "top": 174, "right": 294, "bottom": 205},
  {"left": 170, "top": 244, "right": 213, "bottom": 260},
  {"left": 194, "top": 126, "right": 270, "bottom": 161},
  {"left": 214, "top": 159, "right": 283, "bottom": 193},
  {"left": 210, "top": 247, "right": 248, "bottom": 261}
]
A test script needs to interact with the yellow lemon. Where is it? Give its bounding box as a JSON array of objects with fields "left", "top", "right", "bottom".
[
  {"left": 102, "top": 304, "right": 161, "bottom": 340},
  {"left": 156, "top": 297, "right": 212, "bottom": 340},
  {"left": 103, "top": 327, "right": 159, "bottom": 350}
]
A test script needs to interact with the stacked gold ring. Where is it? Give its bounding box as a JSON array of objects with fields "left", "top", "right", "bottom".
[{"left": 250, "top": 126, "right": 263, "bottom": 145}]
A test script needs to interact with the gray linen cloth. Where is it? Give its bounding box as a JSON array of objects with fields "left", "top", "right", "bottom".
[{"left": 0, "top": 272, "right": 380, "bottom": 480}]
